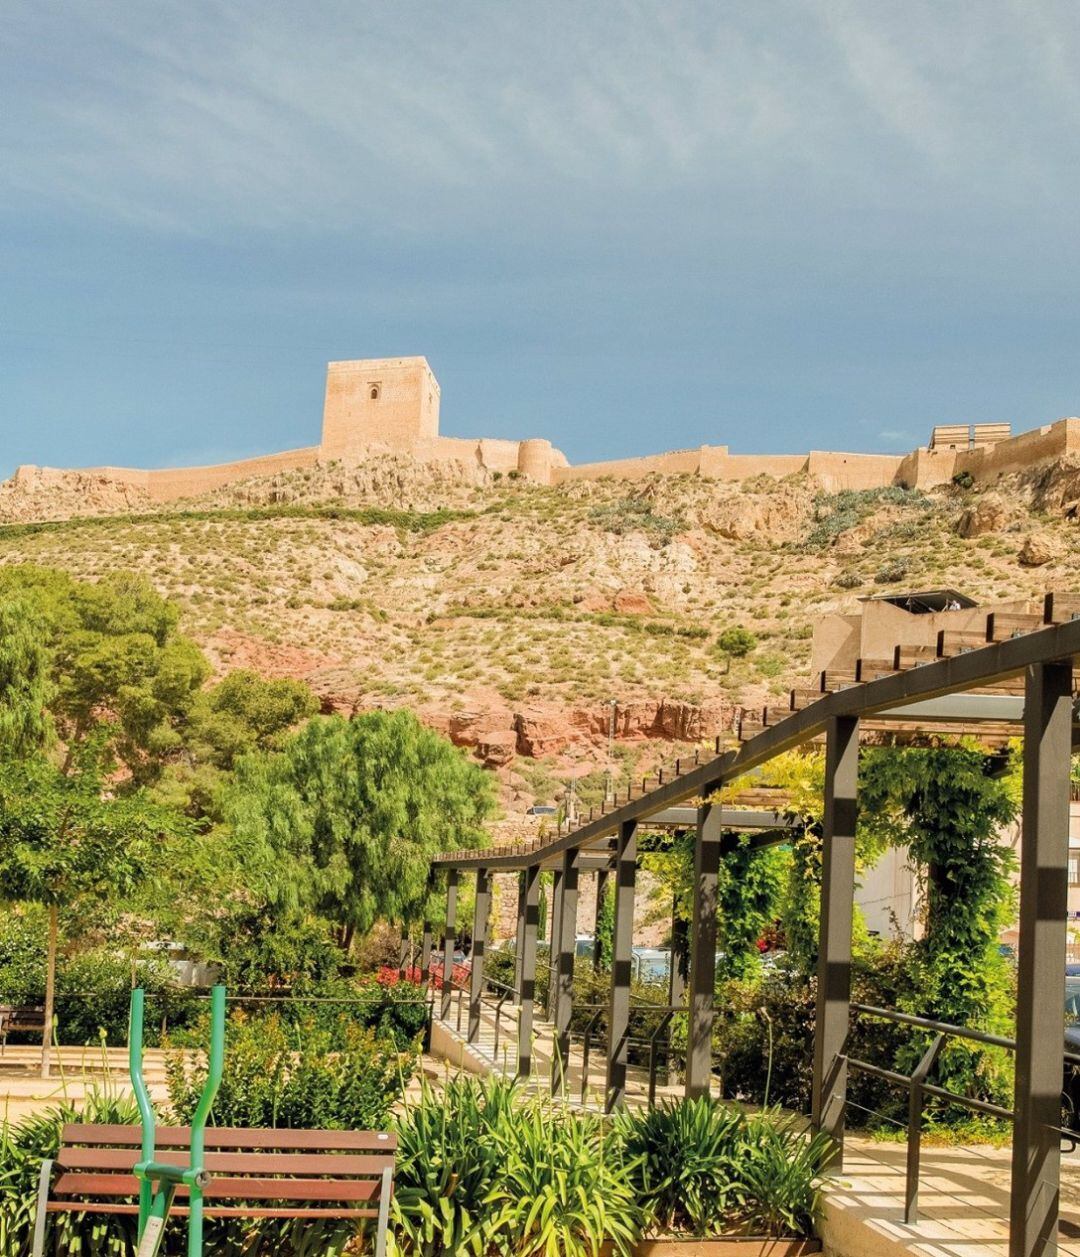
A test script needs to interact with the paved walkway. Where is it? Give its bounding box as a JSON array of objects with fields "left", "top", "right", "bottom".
[
  {"left": 432, "top": 1002, "right": 1080, "bottom": 1256},
  {"left": 0, "top": 1045, "right": 170, "bottom": 1124},
  {"left": 823, "top": 1139, "right": 1080, "bottom": 1257}
]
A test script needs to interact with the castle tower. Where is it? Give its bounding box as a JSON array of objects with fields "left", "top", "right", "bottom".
[{"left": 320, "top": 357, "right": 440, "bottom": 463}]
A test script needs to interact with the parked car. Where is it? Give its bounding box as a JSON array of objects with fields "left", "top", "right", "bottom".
[
  {"left": 632, "top": 948, "right": 671, "bottom": 985},
  {"left": 526, "top": 805, "right": 557, "bottom": 817}
]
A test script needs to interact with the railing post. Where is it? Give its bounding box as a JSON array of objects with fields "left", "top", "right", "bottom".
[
  {"left": 440, "top": 869, "right": 458, "bottom": 1021},
  {"left": 905, "top": 1032, "right": 945, "bottom": 1224},
  {"left": 518, "top": 866, "right": 540, "bottom": 1078},
  {"left": 552, "top": 849, "right": 580, "bottom": 1093},
  {"left": 685, "top": 798, "right": 722, "bottom": 1099},
  {"left": 593, "top": 868, "right": 609, "bottom": 970},
  {"left": 1010, "top": 661, "right": 1073, "bottom": 1257},
  {"left": 468, "top": 868, "right": 492, "bottom": 1044},
  {"left": 420, "top": 921, "right": 433, "bottom": 981},
  {"left": 606, "top": 819, "right": 638, "bottom": 1112},
  {"left": 811, "top": 714, "right": 859, "bottom": 1168},
  {"left": 514, "top": 872, "right": 527, "bottom": 1003}
]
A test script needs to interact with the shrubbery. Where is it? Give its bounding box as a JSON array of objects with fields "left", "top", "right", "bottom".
[
  {"left": 0, "top": 909, "right": 201, "bottom": 1047},
  {"left": 391, "top": 1075, "right": 827, "bottom": 1255},
  {"left": 166, "top": 1008, "right": 415, "bottom": 1131}
]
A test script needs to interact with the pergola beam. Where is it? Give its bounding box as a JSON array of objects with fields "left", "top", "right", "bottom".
[{"left": 433, "top": 616, "right": 1080, "bottom": 876}]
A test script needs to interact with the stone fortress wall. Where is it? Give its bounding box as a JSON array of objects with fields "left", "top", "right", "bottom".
[{"left": 11, "top": 355, "right": 1080, "bottom": 501}]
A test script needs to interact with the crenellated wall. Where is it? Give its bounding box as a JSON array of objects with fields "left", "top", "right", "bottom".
[{"left": 10, "top": 352, "right": 1080, "bottom": 504}]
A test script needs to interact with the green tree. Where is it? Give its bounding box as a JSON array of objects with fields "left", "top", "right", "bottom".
[
  {"left": 0, "top": 597, "right": 54, "bottom": 757},
  {"left": 0, "top": 565, "right": 210, "bottom": 783},
  {"left": 715, "top": 627, "right": 758, "bottom": 672},
  {"left": 859, "top": 744, "right": 1018, "bottom": 1101},
  {"left": 717, "top": 837, "right": 786, "bottom": 979},
  {"left": 223, "top": 710, "right": 497, "bottom": 950},
  {"left": 152, "top": 669, "right": 319, "bottom": 819},
  {"left": 188, "top": 670, "right": 319, "bottom": 768},
  {"left": 0, "top": 744, "right": 183, "bottom": 1076}
]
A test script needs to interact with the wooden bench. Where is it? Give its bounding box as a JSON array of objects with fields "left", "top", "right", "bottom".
[
  {"left": 33, "top": 1124, "right": 396, "bottom": 1257},
  {"left": 0, "top": 1004, "right": 45, "bottom": 1054}
]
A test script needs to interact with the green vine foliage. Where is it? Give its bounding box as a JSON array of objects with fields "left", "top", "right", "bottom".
[
  {"left": 717, "top": 837, "right": 785, "bottom": 980},
  {"left": 594, "top": 878, "right": 615, "bottom": 969},
  {"left": 859, "top": 745, "right": 1018, "bottom": 1105},
  {"left": 642, "top": 829, "right": 785, "bottom": 982}
]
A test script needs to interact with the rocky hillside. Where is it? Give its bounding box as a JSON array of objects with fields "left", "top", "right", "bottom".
[{"left": 2, "top": 453, "right": 1079, "bottom": 807}]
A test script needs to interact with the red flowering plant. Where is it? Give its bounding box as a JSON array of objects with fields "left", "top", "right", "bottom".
[{"left": 376, "top": 964, "right": 425, "bottom": 987}]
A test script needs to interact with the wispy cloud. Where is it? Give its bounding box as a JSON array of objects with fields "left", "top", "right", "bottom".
[{"left": 7, "top": 1, "right": 1077, "bottom": 235}]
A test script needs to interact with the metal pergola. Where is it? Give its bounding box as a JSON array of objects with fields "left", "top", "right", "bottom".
[{"left": 429, "top": 602, "right": 1080, "bottom": 1257}]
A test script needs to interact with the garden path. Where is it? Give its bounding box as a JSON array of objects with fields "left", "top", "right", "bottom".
[
  {"left": 430, "top": 1006, "right": 1080, "bottom": 1257},
  {"left": 0, "top": 1044, "right": 169, "bottom": 1123}
]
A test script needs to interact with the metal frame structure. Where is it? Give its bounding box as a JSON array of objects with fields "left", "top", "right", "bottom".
[{"left": 432, "top": 608, "right": 1080, "bottom": 1257}]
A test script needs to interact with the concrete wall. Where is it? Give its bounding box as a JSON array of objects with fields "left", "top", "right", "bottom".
[
  {"left": 806, "top": 451, "right": 905, "bottom": 492},
  {"left": 896, "top": 418, "right": 1080, "bottom": 489},
  {"left": 321, "top": 356, "right": 440, "bottom": 462},
  {"left": 63, "top": 447, "right": 320, "bottom": 503},
  {"left": 553, "top": 446, "right": 715, "bottom": 484},
  {"left": 702, "top": 450, "right": 809, "bottom": 481},
  {"left": 810, "top": 598, "right": 1040, "bottom": 675},
  {"left": 19, "top": 350, "right": 1080, "bottom": 503}
]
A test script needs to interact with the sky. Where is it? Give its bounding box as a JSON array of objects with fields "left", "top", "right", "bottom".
[{"left": 3, "top": 1, "right": 1080, "bottom": 479}]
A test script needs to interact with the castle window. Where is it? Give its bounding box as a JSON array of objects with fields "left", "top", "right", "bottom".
[{"left": 369, "top": 383, "right": 381, "bottom": 401}]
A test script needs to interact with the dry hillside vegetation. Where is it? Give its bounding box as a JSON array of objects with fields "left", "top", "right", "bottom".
[{"left": 1, "top": 454, "right": 1079, "bottom": 778}]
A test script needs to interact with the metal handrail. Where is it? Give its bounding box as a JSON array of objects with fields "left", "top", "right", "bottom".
[
  {"left": 848, "top": 1003, "right": 1079, "bottom": 1224},
  {"left": 648, "top": 1011, "right": 676, "bottom": 1107},
  {"left": 579, "top": 1007, "right": 606, "bottom": 1105}
]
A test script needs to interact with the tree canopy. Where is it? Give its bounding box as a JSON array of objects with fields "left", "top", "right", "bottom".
[
  {"left": 223, "top": 709, "right": 497, "bottom": 946},
  {"left": 0, "top": 742, "right": 185, "bottom": 1073},
  {"left": 0, "top": 565, "right": 209, "bottom": 782}
]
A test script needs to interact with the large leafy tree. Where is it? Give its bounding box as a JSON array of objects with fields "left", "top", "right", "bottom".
[
  {"left": 0, "top": 744, "right": 183, "bottom": 1076},
  {"left": 0, "top": 565, "right": 210, "bottom": 783},
  {"left": 152, "top": 669, "right": 319, "bottom": 819},
  {"left": 859, "top": 745, "right": 1017, "bottom": 1103},
  {"left": 0, "top": 596, "right": 54, "bottom": 756},
  {"left": 224, "top": 710, "right": 497, "bottom": 950}
]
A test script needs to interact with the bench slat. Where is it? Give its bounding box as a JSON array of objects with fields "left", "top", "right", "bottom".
[
  {"left": 53, "top": 1174, "right": 382, "bottom": 1202},
  {"left": 58, "top": 1148, "right": 392, "bottom": 1175},
  {"left": 61, "top": 1125, "right": 396, "bottom": 1152},
  {"left": 46, "top": 1203, "right": 378, "bottom": 1219}
]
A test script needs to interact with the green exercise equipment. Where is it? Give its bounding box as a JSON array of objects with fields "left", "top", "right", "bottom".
[{"left": 129, "top": 984, "right": 226, "bottom": 1257}]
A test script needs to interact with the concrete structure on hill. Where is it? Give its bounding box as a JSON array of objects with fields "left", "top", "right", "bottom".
[
  {"left": 10, "top": 355, "right": 1080, "bottom": 502},
  {"left": 812, "top": 587, "right": 1080, "bottom": 942}
]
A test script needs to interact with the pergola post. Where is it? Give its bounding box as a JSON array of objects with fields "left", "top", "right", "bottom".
[
  {"left": 547, "top": 868, "right": 564, "bottom": 1018},
  {"left": 468, "top": 868, "right": 491, "bottom": 1044},
  {"left": 420, "top": 920, "right": 433, "bottom": 981},
  {"left": 606, "top": 820, "right": 638, "bottom": 1111},
  {"left": 551, "top": 849, "right": 580, "bottom": 1092},
  {"left": 440, "top": 869, "right": 459, "bottom": 1021},
  {"left": 811, "top": 714, "right": 859, "bottom": 1167},
  {"left": 1009, "top": 661, "right": 1073, "bottom": 1257},
  {"left": 593, "top": 868, "right": 609, "bottom": 970},
  {"left": 685, "top": 798, "right": 722, "bottom": 1099},
  {"left": 518, "top": 866, "right": 541, "bottom": 1078},
  {"left": 513, "top": 872, "right": 527, "bottom": 1002}
]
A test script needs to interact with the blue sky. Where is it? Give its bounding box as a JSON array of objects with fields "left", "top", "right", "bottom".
[{"left": 3, "top": 1, "right": 1080, "bottom": 479}]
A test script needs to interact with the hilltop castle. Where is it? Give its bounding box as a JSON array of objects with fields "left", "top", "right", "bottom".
[{"left": 11, "top": 355, "right": 1080, "bottom": 502}]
